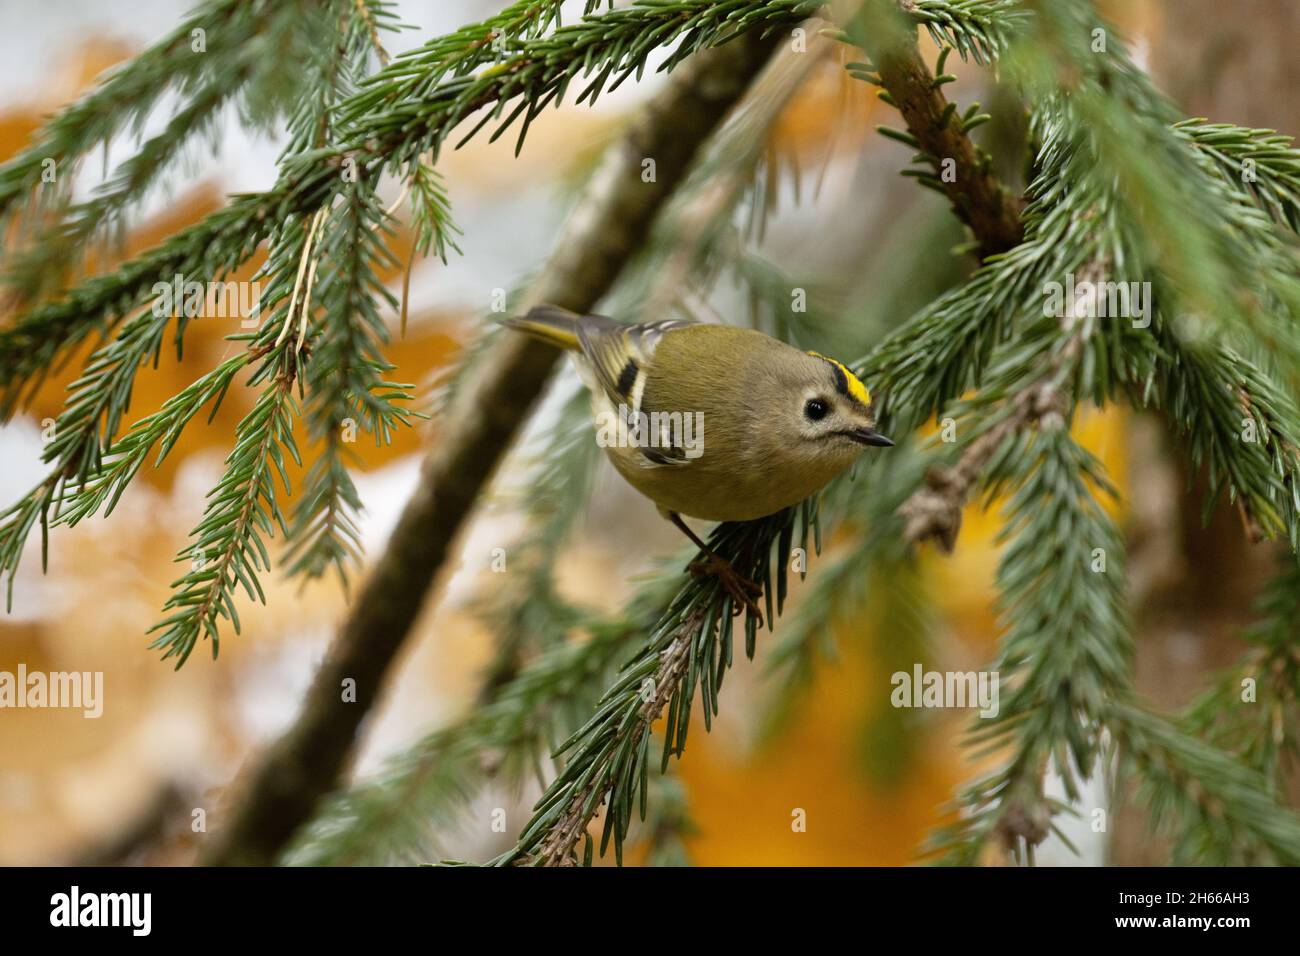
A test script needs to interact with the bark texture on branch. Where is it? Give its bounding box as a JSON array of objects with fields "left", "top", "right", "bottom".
[
  {"left": 897, "top": 260, "right": 1097, "bottom": 553},
  {"left": 857, "top": 1, "right": 1024, "bottom": 259},
  {"left": 200, "top": 29, "right": 786, "bottom": 867},
  {"left": 875, "top": 46, "right": 1022, "bottom": 258}
]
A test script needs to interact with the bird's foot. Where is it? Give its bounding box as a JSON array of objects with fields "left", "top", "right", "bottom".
[{"left": 688, "top": 553, "right": 764, "bottom": 626}]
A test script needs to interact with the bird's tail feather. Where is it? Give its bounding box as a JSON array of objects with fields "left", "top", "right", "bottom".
[{"left": 500, "top": 304, "right": 582, "bottom": 351}]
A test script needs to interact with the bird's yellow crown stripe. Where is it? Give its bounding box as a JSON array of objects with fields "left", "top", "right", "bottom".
[{"left": 808, "top": 351, "right": 872, "bottom": 407}]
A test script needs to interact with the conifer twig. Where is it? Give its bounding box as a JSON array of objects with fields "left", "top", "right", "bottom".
[
  {"left": 847, "top": 0, "right": 1024, "bottom": 259},
  {"left": 897, "top": 378, "right": 1061, "bottom": 551},
  {"left": 895, "top": 258, "right": 1096, "bottom": 552},
  {"left": 532, "top": 608, "right": 702, "bottom": 867},
  {"left": 498, "top": 506, "right": 813, "bottom": 866}
]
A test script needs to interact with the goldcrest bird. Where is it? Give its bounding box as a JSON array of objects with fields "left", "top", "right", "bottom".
[{"left": 504, "top": 304, "right": 892, "bottom": 614}]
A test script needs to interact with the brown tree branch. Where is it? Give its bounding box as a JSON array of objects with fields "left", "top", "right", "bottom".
[
  {"left": 200, "top": 29, "right": 788, "bottom": 867},
  {"left": 898, "top": 379, "right": 1063, "bottom": 552},
  {"left": 854, "top": 0, "right": 1024, "bottom": 259},
  {"left": 532, "top": 609, "right": 701, "bottom": 867},
  {"left": 898, "top": 259, "right": 1100, "bottom": 552}
]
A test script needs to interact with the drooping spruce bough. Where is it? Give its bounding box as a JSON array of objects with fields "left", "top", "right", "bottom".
[{"left": 0, "top": 0, "right": 1297, "bottom": 865}]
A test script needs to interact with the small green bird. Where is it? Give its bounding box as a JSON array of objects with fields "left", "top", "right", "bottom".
[{"left": 504, "top": 305, "right": 892, "bottom": 614}]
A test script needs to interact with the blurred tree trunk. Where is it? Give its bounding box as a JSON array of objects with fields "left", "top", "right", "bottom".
[{"left": 1111, "top": 0, "right": 1300, "bottom": 865}]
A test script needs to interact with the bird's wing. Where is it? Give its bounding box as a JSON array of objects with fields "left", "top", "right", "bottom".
[
  {"left": 576, "top": 315, "right": 695, "bottom": 467},
  {"left": 576, "top": 316, "right": 691, "bottom": 415}
]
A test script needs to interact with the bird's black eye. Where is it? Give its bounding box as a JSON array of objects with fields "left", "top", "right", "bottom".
[{"left": 804, "top": 398, "right": 829, "bottom": 421}]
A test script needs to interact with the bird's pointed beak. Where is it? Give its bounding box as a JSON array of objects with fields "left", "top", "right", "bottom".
[{"left": 849, "top": 428, "right": 894, "bottom": 447}]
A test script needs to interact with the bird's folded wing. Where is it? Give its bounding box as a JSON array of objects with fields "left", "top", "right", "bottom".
[
  {"left": 576, "top": 317, "right": 691, "bottom": 415},
  {"left": 577, "top": 317, "right": 695, "bottom": 467}
]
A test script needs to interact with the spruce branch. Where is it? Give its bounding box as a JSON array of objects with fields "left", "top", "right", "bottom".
[
  {"left": 0, "top": 0, "right": 363, "bottom": 308},
  {"left": 341, "top": 0, "right": 825, "bottom": 166},
  {"left": 907, "top": 0, "right": 1029, "bottom": 62},
  {"left": 870, "top": 250, "right": 1298, "bottom": 865},
  {"left": 876, "top": 165, "right": 1298, "bottom": 870},
  {"left": 928, "top": 424, "right": 1129, "bottom": 863},
  {"left": 0, "top": 0, "right": 406, "bottom": 627},
  {"left": 282, "top": 164, "right": 413, "bottom": 587},
  {"left": 151, "top": 0, "right": 409, "bottom": 661},
  {"left": 826, "top": 0, "right": 1300, "bottom": 866},
  {"left": 499, "top": 506, "right": 818, "bottom": 866},
  {"left": 531, "top": 622, "right": 697, "bottom": 868},
  {"left": 1179, "top": 120, "right": 1300, "bottom": 234},
  {"left": 873, "top": 108, "right": 1300, "bottom": 858},
  {"left": 862, "top": 12, "right": 1300, "bottom": 552},
  {"left": 891, "top": 250, "right": 1098, "bottom": 552},
  {"left": 843, "top": 0, "right": 1024, "bottom": 259},
  {"left": 912, "top": 262, "right": 1127, "bottom": 862},
  {"left": 149, "top": 370, "right": 302, "bottom": 666},
  {"left": 0, "top": 0, "right": 254, "bottom": 226},
  {"left": 1112, "top": 702, "right": 1300, "bottom": 866}
]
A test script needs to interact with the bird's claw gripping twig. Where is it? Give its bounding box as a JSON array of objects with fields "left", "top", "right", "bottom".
[{"left": 688, "top": 553, "right": 764, "bottom": 626}]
